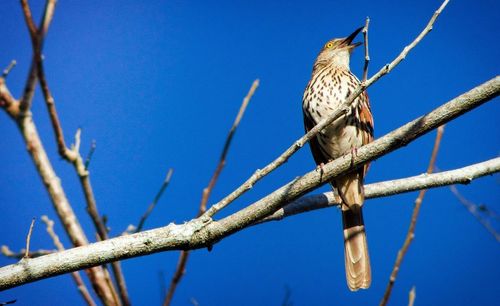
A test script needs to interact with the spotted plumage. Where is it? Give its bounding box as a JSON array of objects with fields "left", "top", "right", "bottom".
[{"left": 302, "top": 27, "right": 374, "bottom": 291}]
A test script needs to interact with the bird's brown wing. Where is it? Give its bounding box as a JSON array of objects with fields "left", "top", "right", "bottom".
[{"left": 303, "top": 110, "right": 331, "bottom": 166}]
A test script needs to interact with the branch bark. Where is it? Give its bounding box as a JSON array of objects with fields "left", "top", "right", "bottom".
[
  {"left": 257, "top": 157, "right": 500, "bottom": 224},
  {"left": 0, "top": 76, "right": 497, "bottom": 290}
]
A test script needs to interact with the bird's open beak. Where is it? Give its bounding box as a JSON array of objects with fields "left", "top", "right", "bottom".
[{"left": 342, "top": 26, "right": 364, "bottom": 48}]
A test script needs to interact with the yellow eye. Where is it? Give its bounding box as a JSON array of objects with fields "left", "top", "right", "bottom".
[{"left": 325, "top": 42, "right": 334, "bottom": 49}]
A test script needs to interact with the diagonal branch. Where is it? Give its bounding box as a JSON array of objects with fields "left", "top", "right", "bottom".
[
  {"left": 380, "top": 125, "right": 445, "bottom": 306},
  {"left": 19, "top": 0, "right": 57, "bottom": 113},
  {"left": 0, "top": 76, "right": 497, "bottom": 290},
  {"left": 203, "top": 0, "right": 450, "bottom": 218},
  {"left": 162, "top": 79, "right": 259, "bottom": 306},
  {"left": 257, "top": 157, "right": 500, "bottom": 224},
  {"left": 135, "top": 168, "right": 174, "bottom": 233},
  {"left": 449, "top": 185, "right": 500, "bottom": 242}
]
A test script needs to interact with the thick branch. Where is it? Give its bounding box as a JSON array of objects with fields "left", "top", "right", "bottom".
[
  {"left": 0, "top": 77, "right": 497, "bottom": 290},
  {"left": 41, "top": 216, "right": 96, "bottom": 306}
]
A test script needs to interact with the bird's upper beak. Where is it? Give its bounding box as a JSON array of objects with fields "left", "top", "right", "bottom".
[{"left": 342, "top": 26, "right": 364, "bottom": 48}]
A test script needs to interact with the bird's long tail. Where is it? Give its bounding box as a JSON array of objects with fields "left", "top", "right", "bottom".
[{"left": 336, "top": 173, "right": 371, "bottom": 291}]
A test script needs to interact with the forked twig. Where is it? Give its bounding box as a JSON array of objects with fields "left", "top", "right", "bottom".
[
  {"left": 380, "top": 125, "right": 445, "bottom": 306},
  {"left": 162, "top": 79, "right": 259, "bottom": 306}
]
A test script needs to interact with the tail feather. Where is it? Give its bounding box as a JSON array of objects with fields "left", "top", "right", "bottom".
[
  {"left": 336, "top": 173, "right": 371, "bottom": 291},
  {"left": 342, "top": 207, "right": 371, "bottom": 291}
]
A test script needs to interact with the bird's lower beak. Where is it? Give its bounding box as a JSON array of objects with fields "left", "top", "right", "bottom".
[{"left": 343, "top": 26, "right": 364, "bottom": 48}]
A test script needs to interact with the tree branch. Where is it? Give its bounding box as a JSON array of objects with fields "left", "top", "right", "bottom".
[
  {"left": 257, "top": 157, "right": 500, "bottom": 224},
  {"left": 163, "top": 79, "right": 259, "bottom": 306},
  {"left": 380, "top": 125, "right": 445, "bottom": 306},
  {"left": 362, "top": 16, "right": 370, "bottom": 82},
  {"left": 449, "top": 185, "right": 500, "bottom": 242},
  {"left": 136, "top": 168, "right": 174, "bottom": 233},
  {"left": 203, "top": 0, "right": 450, "bottom": 218},
  {"left": 0, "top": 76, "right": 497, "bottom": 290},
  {"left": 41, "top": 216, "right": 97, "bottom": 306}
]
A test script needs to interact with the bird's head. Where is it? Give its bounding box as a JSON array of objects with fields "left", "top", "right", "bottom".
[{"left": 313, "top": 27, "right": 363, "bottom": 71}]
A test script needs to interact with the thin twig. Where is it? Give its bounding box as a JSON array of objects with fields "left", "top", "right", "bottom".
[
  {"left": 135, "top": 168, "right": 174, "bottom": 233},
  {"left": 163, "top": 251, "right": 189, "bottom": 306},
  {"left": 1, "top": 246, "right": 54, "bottom": 259},
  {"left": 163, "top": 79, "right": 259, "bottom": 306},
  {"left": 203, "top": 0, "right": 450, "bottom": 218},
  {"left": 362, "top": 17, "right": 370, "bottom": 82},
  {"left": 380, "top": 125, "right": 445, "bottom": 306},
  {"left": 23, "top": 218, "right": 36, "bottom": 259},
  {"left": 408, "top": 286, "right": 416, "bottom": 306},
  {"left": 2, "top": 61, "right": 17, "bottom": 79},
  {"left": 40, "top": 216, "right": 96, "bottom": 306},
  {"left": 84, "top": 140, "right": 97, "bottom": 170},
  {"left": 19, "top": 0, "right": 57, "bottom": 113},
  {"left": 449, "top": 185, "right": 500, "bottom": 242}
]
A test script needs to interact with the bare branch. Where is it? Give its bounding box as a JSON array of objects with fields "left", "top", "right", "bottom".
[
  {"left": 40, "top": 216, "right": 96, "bottom": 306},
  {"left": 0, "top": 76, "right": 497, "bottom": 290},
  {"left": 84, "top": 140, "right": 97, "bottom": 170},
  {"left": 162, "top": 251, "right": 189, "bottom": 306},
  {"left": 163, "top": 79, "right": 259, "bottom": 306},
  {"left": 449, "top": 185, "right": 500, "bottom": 242},
  {"left": 136, "top": 168, "right": 174, "bottom": 233},
  {"left": 258, "top": 157, "right": 500, "bottom": 224},
  {"left": 23, "top": 218, "right": 36, "bottom": 259},
  {"left": 380, "top": 125, "right": 445, "bottom": 306},
  {"left": 2, "top": 60, "right": 17, "bottom": 79},
  {"left": 1, "top": 246, "right": 54, "bottom": 259},
  {"left": 204, "top": 0, "right": 450, "bottom": 218},
  {"left": 20, "top": 0, "right": 37, "bottom": 41},
  {"left": 408, "top": 286, "right": 416, "bottom": 306},
  {"left": 19, "top": 0, "right": 57, "bottom": 113},
  {"left": 362, "top": 17, "right": 370, "bottom": 82}
]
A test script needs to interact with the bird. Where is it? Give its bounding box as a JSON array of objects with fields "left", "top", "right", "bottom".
[{"left": 302, "top": 27, "right": 374, "bottom": 291}]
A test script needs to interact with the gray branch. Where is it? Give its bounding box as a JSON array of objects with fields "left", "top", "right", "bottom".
[
  {"left": 258, "top": 157, "right": 500, "bottom": 223},
  {"left": 0, "top": 76, "right": 498, "bottom": 291}
]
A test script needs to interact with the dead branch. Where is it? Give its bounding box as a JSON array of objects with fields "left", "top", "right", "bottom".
[
  {"left": 258, "top": 157, "right": 500, "bottom": 224},
  {"left": 23, "top": 218, "right": 36, "bottom": 259},
  {"left": 163, "top": 79, "right": 259, "bottom": 306},
  {"left": 449, "top": 185, "right": 500, "bottom": 242},
  {"left": 0, "top": 76, "right": 497, "bottom": 290},
  {"left": 362, "top": 17, "right": 370, "bottom": 82},
  {"left": 136, "top": 168, "right": 174, "bottom": 233},
  {"left": 41, "top": 216, "right": 96, "bottom": 306},
  {"left": 380, "top": 125, "right": 445, "bottom": 306}
]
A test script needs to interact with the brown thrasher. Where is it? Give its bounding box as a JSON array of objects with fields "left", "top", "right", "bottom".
[{"left": 302, "top": 27, "right": 374, "bottom": 291}]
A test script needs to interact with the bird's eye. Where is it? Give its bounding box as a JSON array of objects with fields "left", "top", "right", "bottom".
[{"left": 325, "top": 42, "right": 334, "bottom": 49}]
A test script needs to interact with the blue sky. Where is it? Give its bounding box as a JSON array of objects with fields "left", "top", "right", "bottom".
[{"left": 0, "top": 1, "right": 499, "bottom": 305}]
